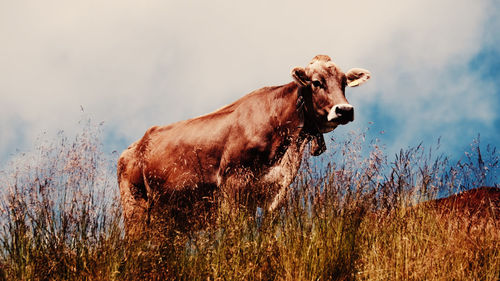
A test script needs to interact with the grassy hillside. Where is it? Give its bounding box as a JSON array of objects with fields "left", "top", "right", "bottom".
[{"left": 0, "top": 121, "right": 498, "bottom": 280}]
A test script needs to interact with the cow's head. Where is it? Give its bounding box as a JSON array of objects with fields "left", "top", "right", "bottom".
[{"left": 292, "top": 55, "right": 371, "bottom": 133}]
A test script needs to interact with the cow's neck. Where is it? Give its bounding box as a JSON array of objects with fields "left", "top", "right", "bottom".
[
  {"left": 269, "top": 82, "right": 306, "bottom": 134},
  {"left": 296, "top": 85, "right": 327, "bottom": 156},
  {"left": 268, "top": 82, "right": 325, "bottom": 157}
]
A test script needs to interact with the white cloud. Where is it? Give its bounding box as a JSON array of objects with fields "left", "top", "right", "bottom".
[{"left": 0, "top": 0, "right": 498, "bottom": 163}]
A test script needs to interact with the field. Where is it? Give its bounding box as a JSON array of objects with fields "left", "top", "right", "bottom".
[{"left": 0, "top": 121, "right": 498, "bottom": 281}]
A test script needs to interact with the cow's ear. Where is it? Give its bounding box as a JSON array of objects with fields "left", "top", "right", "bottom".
[
  {"left": 346, "top": 68, "right": 371, "bottom": 87},
  {"left": 292, "top": 67, "right": 310, "bottom": 86}
]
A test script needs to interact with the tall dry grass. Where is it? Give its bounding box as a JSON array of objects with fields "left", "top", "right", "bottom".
[
  {"left": 0, "top": 122, "right": 498, "bottom": 280},
  {"left": 0, "top": 120, "right": 124, "bottom": 280}
]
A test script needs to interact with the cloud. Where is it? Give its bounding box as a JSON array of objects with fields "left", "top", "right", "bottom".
[{"left": 0, "top": 0, "right": 498, "bottom": 164}]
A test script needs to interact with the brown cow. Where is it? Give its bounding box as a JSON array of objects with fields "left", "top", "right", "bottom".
[{"left": 118, "top": 55, "right": 371, "bottom": 233}]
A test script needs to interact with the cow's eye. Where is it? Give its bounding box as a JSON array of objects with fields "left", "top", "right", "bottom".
[{"left": 312, "top": 80, "right": 322, "bottom": 88}]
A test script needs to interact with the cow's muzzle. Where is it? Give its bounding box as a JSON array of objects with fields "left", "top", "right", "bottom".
[{"left": 327, "top": 104, "right": 354, "bottom": 124}]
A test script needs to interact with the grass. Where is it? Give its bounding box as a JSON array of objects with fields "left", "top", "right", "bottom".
[{"left": 0, "top": 120, "right": 498, "bottom": 280}]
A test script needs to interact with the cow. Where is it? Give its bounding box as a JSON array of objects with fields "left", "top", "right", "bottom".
[{"left": 117, "top": 55, "right": 371, "bottom": 234}]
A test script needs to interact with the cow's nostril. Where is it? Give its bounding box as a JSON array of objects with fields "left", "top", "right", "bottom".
[
  {"left": 335, "top": 106, "right": 344, "bottom": 115},
  {"left": 335, "top": 105, "right": 353, "bottom": 115}
]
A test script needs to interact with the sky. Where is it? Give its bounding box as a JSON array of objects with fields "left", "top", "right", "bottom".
[{"left": 1, "top": 0, "right": 499, "bottom": 168}]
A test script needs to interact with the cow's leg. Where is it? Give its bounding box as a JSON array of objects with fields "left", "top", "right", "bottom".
[
  {"left": 216, "top": 156, "right": 264, "bottom": 217},
  {"left": 119, "top": 178, "right": 148, "bottom": 236},
  {"left": 264, "top": 137, "right": 310, "bottom": 211},
  {"left": 117, "top": 153, "right": 149, "bottom": 237},
  {"left": 269, "top": 184, "right": 288, "bottom": 211},
  {"left": 217, "top": 168, "right": 254, "bottom": 210}
]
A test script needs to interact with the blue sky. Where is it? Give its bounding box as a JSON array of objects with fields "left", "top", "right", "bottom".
[{"left": 1, "top": 0, "right": 499, "bottom": 169}]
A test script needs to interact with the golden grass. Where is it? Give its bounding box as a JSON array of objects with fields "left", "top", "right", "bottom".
[{"left": 0, "top": 122, "right": 498, "bottom": 280}]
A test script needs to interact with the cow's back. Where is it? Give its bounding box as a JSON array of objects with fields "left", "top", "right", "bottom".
[
  {"left": 141, "top": 105, "right": 239, "bottom": 189},
  {"left": 141, "top": 86, "right": 294, "bottom": 190}
]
